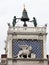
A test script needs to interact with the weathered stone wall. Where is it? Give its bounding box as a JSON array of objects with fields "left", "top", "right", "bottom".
[
  {"left": 5, "top": 26, "right": 47, "bottom": 59},
  {"left": 7, "top": 59, "right": 48, "bottom": 65}
]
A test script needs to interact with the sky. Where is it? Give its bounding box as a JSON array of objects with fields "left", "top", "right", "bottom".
[{"left": 0, "top": 0, "right": 49, "bottom": 58}]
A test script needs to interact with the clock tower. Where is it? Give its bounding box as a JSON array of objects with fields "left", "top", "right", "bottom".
[{"left": 4, "top": 7, "right": 48, "bottom": 65}]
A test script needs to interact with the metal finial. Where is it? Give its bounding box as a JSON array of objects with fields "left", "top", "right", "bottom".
[{"left": 23, "top": 4, "right": 25, "bottom": 9}]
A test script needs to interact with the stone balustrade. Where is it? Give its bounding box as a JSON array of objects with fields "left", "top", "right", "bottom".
[{"left": 8, "top": 26, "right": 47, "bottom": 35}]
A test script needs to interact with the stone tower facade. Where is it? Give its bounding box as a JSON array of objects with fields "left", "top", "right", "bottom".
[{"left": 1, "top": 7, "right": 48, "bottom": 65}]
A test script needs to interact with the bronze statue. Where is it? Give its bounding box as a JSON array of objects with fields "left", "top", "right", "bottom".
[
  {"left": 7, "top": 23, "right": 10, "bottom": 27},
  {"left": 12, "top": 16, "right": 16, "bottom": 27},
  {"left": 33, "top": 17, "right": 37, "bottom": 27}
]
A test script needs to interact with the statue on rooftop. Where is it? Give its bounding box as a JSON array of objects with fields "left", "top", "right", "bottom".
[
  {"left": 7, "top": 23, "right": 11, "bottom": 27},
  {"left": 12, "top": 16, "right": 16, "bottom": 27},
  {"left": 33, "top": 17, "right": 37, "bottom": 27}
]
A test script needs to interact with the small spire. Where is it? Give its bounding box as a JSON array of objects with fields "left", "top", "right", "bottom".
[{"left": 23, "top": 4, "right": 25, "bottom": 9}]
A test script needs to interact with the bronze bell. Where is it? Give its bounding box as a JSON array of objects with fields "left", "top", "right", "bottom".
[{"left": 21, "top": 8, "right": 29, "bottom": 26}]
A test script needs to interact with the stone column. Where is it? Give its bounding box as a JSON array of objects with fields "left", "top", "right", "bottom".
[
  {"left": 43, "top": 35, "right": 47, "bottom": 59},
  {"left": 7, "top": 35, "right": 13, "bottom": 58}
]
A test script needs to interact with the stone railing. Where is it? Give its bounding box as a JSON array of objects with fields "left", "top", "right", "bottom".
[
  {"left": 8, "top": 26, "right": 47, "bottom": 34},
  {"left": 7, "top": 58, "right": 48, "bottom": 65},
  {"left": 0, "top": 58, "right": 48, "bottom": 65}
]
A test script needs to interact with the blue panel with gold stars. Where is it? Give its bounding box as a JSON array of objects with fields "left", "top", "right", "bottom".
[{"left": 12, "top": 39, "right": 43, "bottom": 58}]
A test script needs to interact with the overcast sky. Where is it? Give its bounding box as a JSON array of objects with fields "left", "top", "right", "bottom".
[{"left": 0, "top": 0, "right": 49, "bottom": 58}]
